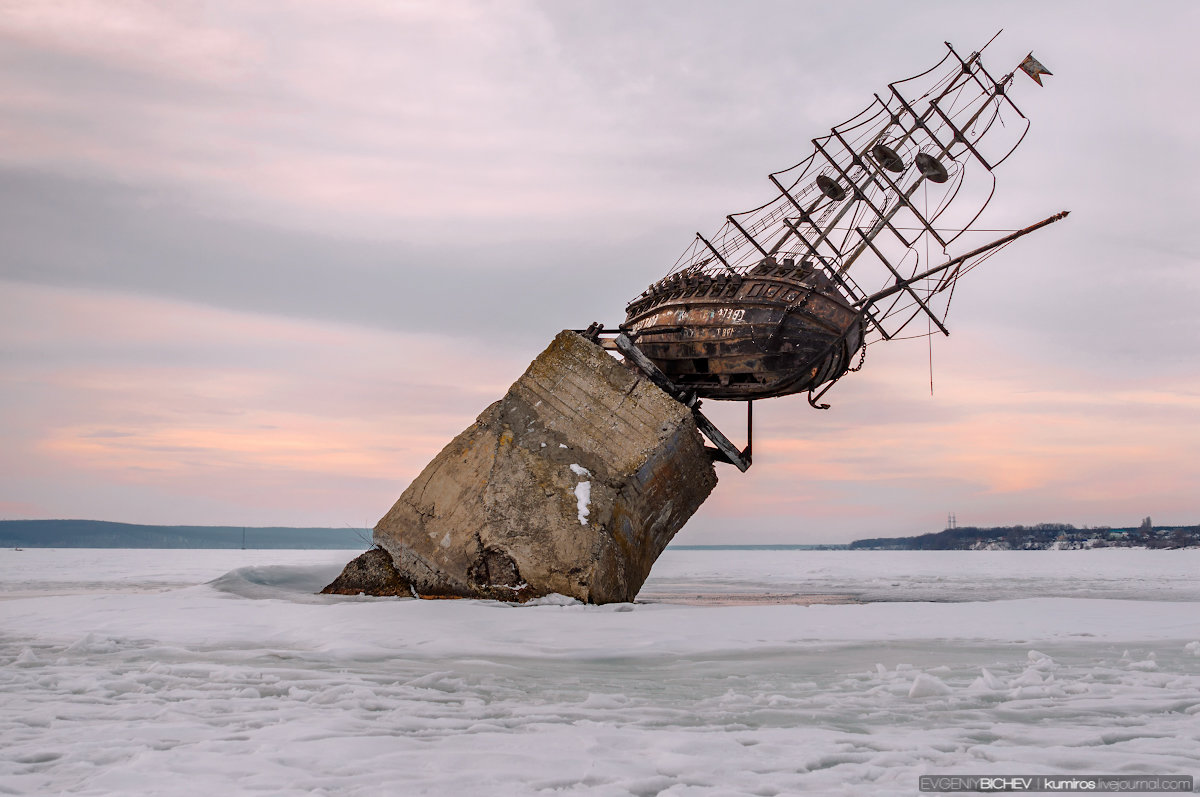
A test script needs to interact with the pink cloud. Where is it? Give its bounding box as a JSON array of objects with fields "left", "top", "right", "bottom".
[
  {"left": 3, "top": 280, "right": 1198, "bottom": 539},
  {"left": 0, "top": 282, "right": 527, "bottom": 524}
]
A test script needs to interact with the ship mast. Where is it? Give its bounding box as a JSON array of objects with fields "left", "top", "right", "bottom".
[
  {"left": 834, "top": 51, "right": 1018, "bottom": 278},
  {"left": 643, "top": 38, "right": 1052, "bottom": 345},
  {"left": 765, "top": 47, "right": 984, "bottom": 272}
]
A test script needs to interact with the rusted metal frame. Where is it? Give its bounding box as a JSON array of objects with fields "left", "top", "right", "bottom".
[
  {"left": 796, "top": 201, "right": 852, "bottom": 265},
  {"left": 853, "top": 227, "right": 949, "bottom": 336},
  {"left": 765, "top": 172, "right": 824, "bottom": 255},
  {"left": 614, "top": 333, "right": 695, "bottom": 405},
  {"left": 613, "top": 333, "right": 751, "bottom": 472},
  {"left": 769, "top": 173, "right": 813, "bottom": 220},
  {"left": 695, "top": 408, "right": 752, "bottom": 471},
  {"left": 767, "top": 174, "right": 830, "bottom": 260},
  {"left": 764, "top": 109, "right": 891, "bottom": 261},
  {"left": 775, "top": 216, "right": 838, "bottom": 277},
  {"left": 745, "top": 400, "right": 752, "bottom": 462},
  {"left": 812, "top": 136, "right": 896, "bottom": 242},
  {"left": 791, "top": 134, "right": 885, "bottom": 260},
  {"left": 779, "top": 184, "right": 889, "bottom": 320},
  {"left": 944, "top": 43, "right": 989, "bottom": 95},
  {"left": 776, "top": 215, "right": 888, "bottom": 340},
  {"left": 931, "top": 263, "right": 963, "bottom": 295},
  {"left": 831, "top": 125, "right": 919, "bottom": 249},
  {"left": 928, "top": 98, "right": 995, "bottom": 170},
  {"left": 770, "top": 177, "right": 883, "bottom": 319},
  {"left": 770, "top": 204, "right": 850, "bottom": 265},
  {"left": 945, "top": 41, "right": 1026, "bottom": 121},
  {"left": 891, "top": 63, "right": 1007, "bottom": 171},
  {"left": 964, "top": 91, "right": 1031, "bottom": 169},
  {"left": 696, "top": 231, "right": 736, "bottom": 273},
  {"left": 777, "top": 217, "right": 854, "bottom": 295},
  {"left": 835, "top": 78, "right": 1006, "bottom": 278},
  {"left": 886, "top": 56, "right": 1003, "bottom": 161},
  {"left": 822, "top": 131, "right": 933, "bottom": 251},
  {"left": 726, "top": 214, "right": 771, "bottom": 259},
  {"left": 857, "top": 210, "right": 1069, "bottom": 309},
  {"left": 972, "top": 71, "right": 1031, "bottom": 170},
  {"left": 887, "top": 86, "right": 956, "bottom": 163},
  {"left": 878, "top": 55, "right": 979, "bottom": 160},
  {"left": 826, "top": 96, "right": 946, "bottom": 277},
  {"left": 571, "top": 326, "right": 626, "bottom": 352},
  {"left": 840, "top": 113, "right": 948, "bottom": 250},
  {"left": 574, "top": 325, "right": 624, "bottom": 337}
]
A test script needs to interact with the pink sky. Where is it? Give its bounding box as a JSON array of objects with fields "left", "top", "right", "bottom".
[{"left": 2, "top": 1, "right": 1197, "bottom": 543}]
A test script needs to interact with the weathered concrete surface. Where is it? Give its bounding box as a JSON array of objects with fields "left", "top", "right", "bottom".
[
  {"left": 320, "top": 547, "right": 411, "bottom": 597},
  {"left": 370, "top": 330, "right": 717, "bottom": 604}
]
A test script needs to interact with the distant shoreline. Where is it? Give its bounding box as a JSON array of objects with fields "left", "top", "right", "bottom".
[
  {"left": 848, "top": 522, "right": 1200, "bottom": 551},
  {"left": 0, "top": 519, "right": 371, "bottom": 550},
  {"left": 3, "top": 519, "right": 1197, "bottom": 551}
]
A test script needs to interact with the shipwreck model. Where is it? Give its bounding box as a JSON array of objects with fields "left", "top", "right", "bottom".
[
  {"left": 327, "top": 39, "right": 1068, "bottom": 604},
  {"left": 594, "top": 39, "right": 1065, "bottom": 431}
]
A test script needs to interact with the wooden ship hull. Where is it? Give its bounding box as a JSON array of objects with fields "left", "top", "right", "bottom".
[{"left": 623, "top": 261, "right": 863, "bottom": 400}]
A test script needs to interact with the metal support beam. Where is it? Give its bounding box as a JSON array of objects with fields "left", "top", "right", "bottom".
[
  {"left": 693, "top": 407, "right": 752, "bottom": 473},
  {"left": 696, "top": 232, "right": 735, "bottom": 273},
  {"left": 613, "top": 334, "right": 751, "bottom": 472},
  {"left": 853, "top": 227, "right": 950, "bottom": 336},
  {"left": 727, "top": 214, "right": 770, "bottom": 258},
  {"left": 613, "top": 333, "right": 693, "bottom": 405},
  {"left": 745, "top": 400, "right": 752, "bottom": 462}
]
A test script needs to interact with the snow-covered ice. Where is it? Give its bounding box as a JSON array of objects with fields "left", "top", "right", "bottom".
[{"left": 2, "top": 548, "right": 1198, "bottom": 795}]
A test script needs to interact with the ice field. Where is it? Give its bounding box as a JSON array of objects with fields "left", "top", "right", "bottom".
[{"left": 2, "top": 548, "right": 1198, "bottom": 796}]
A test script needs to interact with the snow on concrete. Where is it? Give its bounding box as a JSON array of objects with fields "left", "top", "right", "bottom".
[
  {"left": 572, "top": 481, "right": 591, "bottom": 525},
  {"left": 569, "top": 464, "right": 592, "bottom": 525},
  {"left": 2, "top": 548, "right": 1199, "bottom": 795}
]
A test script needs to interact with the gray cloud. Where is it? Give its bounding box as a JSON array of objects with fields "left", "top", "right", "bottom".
[
  {"left": 0, "top": 168, "right": 677, "bottom": 345},
  {"left": 3, "top": 0, "right": 1199, "bottom": 536},
  {"left": 2, "top": 1, "right": 1194, "bottom": 363}
]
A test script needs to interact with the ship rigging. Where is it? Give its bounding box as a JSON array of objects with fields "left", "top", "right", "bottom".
[{"left": 581, "top": 37, "right": 1067, "bottom": 470}]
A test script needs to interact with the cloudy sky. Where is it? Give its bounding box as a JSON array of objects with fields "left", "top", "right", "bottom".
[{"left": 2, "top": 0, "right": 1197, "bottom": 543}]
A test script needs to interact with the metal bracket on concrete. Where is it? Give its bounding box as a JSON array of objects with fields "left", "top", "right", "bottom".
[{"left": 613, "top": 333, "right": 752, "bottom": 472}]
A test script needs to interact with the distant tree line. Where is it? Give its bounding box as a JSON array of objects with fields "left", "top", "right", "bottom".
[
  {"left": 0, "top": 519, "right": 372, "bottom": 549},
  {"left": 850, "top": 520, "right": 1200, "bottom": 550}
]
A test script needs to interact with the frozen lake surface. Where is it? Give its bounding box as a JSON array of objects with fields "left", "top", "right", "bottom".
[{"left": 2, "top": 548, "right": 1198, "bottom": 795}]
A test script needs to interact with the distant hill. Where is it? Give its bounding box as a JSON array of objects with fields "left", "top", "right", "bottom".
[
  {"left": 850, "top": 522, "right": 1200, "bottom": 550},
  {"left": 0, "top": 520, "right": 372, "bottom": 549}
]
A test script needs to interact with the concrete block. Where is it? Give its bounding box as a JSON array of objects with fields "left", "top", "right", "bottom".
[{"left": 369, "top": 330, "right": 717, "bottom": 603}]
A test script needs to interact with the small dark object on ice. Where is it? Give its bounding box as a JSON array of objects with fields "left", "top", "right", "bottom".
[{"left": 320, "top": 547, "right": 411, "bottom": 597}]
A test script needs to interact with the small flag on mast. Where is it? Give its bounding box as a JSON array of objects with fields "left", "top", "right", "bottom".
[{"left": 1019, "top": 53, "right": 1053, "bottom": 86}]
